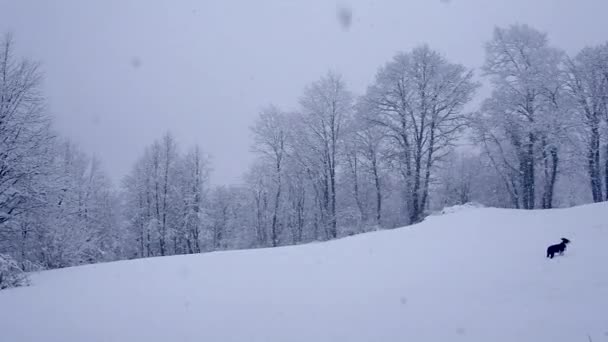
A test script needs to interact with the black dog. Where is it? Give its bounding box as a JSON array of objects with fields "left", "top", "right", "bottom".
[{"left": 546, "top": 238, "right": 571, "bottom": 259}]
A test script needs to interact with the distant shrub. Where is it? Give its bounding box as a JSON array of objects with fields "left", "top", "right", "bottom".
[{"left": 0, "top": 254, "right": 29, "bottom": 290}]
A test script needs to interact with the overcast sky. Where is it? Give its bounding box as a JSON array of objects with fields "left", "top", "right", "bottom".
[{"left": 1, "top": 0, "right": 607, "bottom": 186}]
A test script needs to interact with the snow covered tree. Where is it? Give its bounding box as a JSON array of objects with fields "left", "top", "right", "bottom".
[
  {"left": 283, "top": 155, "right": 309, "bottom": 243},
  {"left": 207, "top": 185, "right": 252, "bottom": 250},
  {"left": 0, "top": 35, "right": 122, "bottom": 270},
  {"left": 362, "top": 45, "right": 478, "bottom": 223},
  {"left": 474, "top": 24, "right": 566, "bottom": 209},
  {"left": 0, "top": 253, "right": 28, "bottom": 289},
  {"left": 34, "top": 141, "right": 119, "bottom": 268},
  {"left": 251, "top": 105, "right": 290, "bottom": 247},
  {"left": 0, "top": 33, "right": 53, "bottom": 228},
  {"left": 352, "top": 103, "right": 389, "bottom": 226},
  {"left": 432, "top": 151, "right": 485, "bottom": 208},
  {"left": 123, "top": 134, "right": 213, "bottom": 257},
  {"left": 176, "top": 146, "right": 210, "bottom": 254},
  {"left": 564, "top": 43, "right": 608, "bottom": 202},
  {"left": 123, "top": 149, "right": 156, "bottom": 258},
  {"left": 244, "top": 161, "right": 271, "bottom": 247},
  {"left": 298, "top": 72, "right": 353, "bottom": 238}
]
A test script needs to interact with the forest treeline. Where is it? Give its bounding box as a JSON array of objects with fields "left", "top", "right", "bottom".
[{"left": 1, "top": 25, "right": 607, "bottom": 281}]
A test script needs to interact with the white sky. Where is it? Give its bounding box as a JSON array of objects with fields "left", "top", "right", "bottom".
[{"left": 1, "top": 0, "right": 607, "bottom": 185}]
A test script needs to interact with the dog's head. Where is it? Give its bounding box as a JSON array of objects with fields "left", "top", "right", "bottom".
[{"left": 561, "top": 238, "right": 571, "bottom": 244}]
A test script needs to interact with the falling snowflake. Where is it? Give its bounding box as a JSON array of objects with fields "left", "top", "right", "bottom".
[{"left": 336, "top": 5, "right": 352, "bottom": 30}]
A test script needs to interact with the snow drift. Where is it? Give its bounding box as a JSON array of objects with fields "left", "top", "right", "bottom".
[{"left": 1, "top": 203, "right": 607, "bottom": 342}]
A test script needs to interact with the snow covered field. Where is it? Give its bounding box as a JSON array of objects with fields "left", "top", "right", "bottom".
[{"left": 1, "top": 203, "right": 607, "bottom": 342}]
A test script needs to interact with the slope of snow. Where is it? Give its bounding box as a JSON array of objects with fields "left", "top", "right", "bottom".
[{"left": 1, "top": 204, "right": 608, "bottom": 342}]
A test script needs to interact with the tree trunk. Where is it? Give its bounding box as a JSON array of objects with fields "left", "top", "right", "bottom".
[
  {"left": 402, "top": 133, "right": 413, "bottom": 225},
  {"left": 521, "top": 134, "right": 536, "bottom": 210},
  {"left": 420, "top": 124, "right": 436, "bottom": 215},
  {"left": 160, "top": 150, "right": 170, "bottom": 256},
  {"left": 372, "top": 156, "right": 382, "bottom": 225},
  {"left": 137, "top": 193, "right": 145, "bottom": 257},
  {"left": 410, "top": 151, "right": 422, "bottom": 223},
  {"left": 510, "top": 176, "right": 521, "bottom": 209},
  {"left": 329, "top": 162, "right": 337, "bottom": 238},
  {"left": 548, "top": 147, "right": 558, "bottom": 208},
  {"left": 541, "top": 140, "right": 558, "bottom": 209},
  {"left": 542, "top": 142, "right": 550, "bottom": 209},
  {"left": 186, "top": 234, "right": 193, "bottom": 254},
  {"left": 348, "top": 152, "right": 365, "bottom": 223},
  {"left": 588, "top": 125, "right": 602, "bottom": 202},
  {"left": 297, "top": 189, "right": 304, "bottom": 242},
  {"left": 292, "top": 185, "right": 305, "bottom": 244},
  {"left": 322, "top": 166, "right": 330, "bottom": 239},
  {"left": 270, "top": 159, "right": 282, "bottom": 247},
  {"left": 145, "top": 174, "right": 152, "bottom": 257},
  {"left": 192, "top": 157, "right": 201, "bottom": 253},
  {"left": 154, "top": 164, "right": 163, "bottom": 256}
]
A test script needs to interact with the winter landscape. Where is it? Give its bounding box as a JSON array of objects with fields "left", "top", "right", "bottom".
[{"left": 1, "top": 1, "right": 608, "bottom": 341}]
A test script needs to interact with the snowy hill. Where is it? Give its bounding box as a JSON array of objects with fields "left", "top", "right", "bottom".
[{"left": 1, "top": 204, "right": 608, "bottom": 342}]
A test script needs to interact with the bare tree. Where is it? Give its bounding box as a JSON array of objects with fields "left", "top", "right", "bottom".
[
  {"left": 177, "top": 145, "right": 210, "bottom": 253},
  {"left": 245, "top": 161, "right": 270, "bottom": 247},
  {"left": 251, "top": 105, "right": 289, "bottom": 246},
  {"left": 299, "top": 72, "right": 353, "bottom": 238},
  {"left": 0, "top": 33, "right": 53, "bottom": 226},
  {"left": 565, "top": 44, "right": 608, "bottom": 202},
  {"left": 477, "top": 24, "right": 565, "bottom": 209},
  {"left": 356, "top": 126, "right": 385, "bottom": 225},
  {"left": 363, "top": 45, "right": 477, "bottom": 223},
  {"left": 122, "top": 133, "right": 180, "bottom": 257},
  {"left": 346, "top": 104, "right": 388, "bottom": 226}
]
